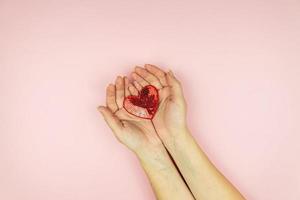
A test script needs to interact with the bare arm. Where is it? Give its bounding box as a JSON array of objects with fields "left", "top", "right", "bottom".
[
  {"left": 136, "top": 146, "right": 194, "bottom": 200},
  {"left": 98, "top": 76, "right": 194, "bottom": 200},
  {"left": 163, "top": 128, "right": 245, "bottom": 200},
  {"left": 132, "top": 64, "right": 246, "bottom": 200}
]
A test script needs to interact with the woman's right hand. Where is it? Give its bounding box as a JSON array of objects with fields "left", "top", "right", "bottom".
[{"left": 132, "top": 64, "right": 189, "bottom": 142}]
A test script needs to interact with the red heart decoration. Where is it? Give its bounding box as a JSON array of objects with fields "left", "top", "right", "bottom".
[{"left": 123, "top": 85, "right": 159, "bottom": 119}]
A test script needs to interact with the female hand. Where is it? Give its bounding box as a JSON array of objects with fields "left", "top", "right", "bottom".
[
  {"left": 98, "top": 74, "right": 196, "bottom": 200},
  {"left": 132, "top": 64, "right": 246, "bottom": 200},
  {"left": 98, "top": 75, "right": 163, "bottom": 155},
  {"left": 132, "top": 64, "right": 189, "bottom": 141}
]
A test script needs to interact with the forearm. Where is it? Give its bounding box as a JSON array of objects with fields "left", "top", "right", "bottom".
[
  {"left": 136, "top": 146, "right": 195, "bottom": 200},
  {"left": 162, "top": 129, "right": 245, "bottom": 200}
]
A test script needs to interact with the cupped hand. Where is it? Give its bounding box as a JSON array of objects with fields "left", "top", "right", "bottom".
[
  {"left": 98, "top": 76, "right": 163, "bottom": 155},
  {"left": 131, "top": 64, "right": 189, "bottom": 141}
]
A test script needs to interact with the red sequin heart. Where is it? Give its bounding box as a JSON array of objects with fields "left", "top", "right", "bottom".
[{"left": 123, "top": 85, "right": 159, "bottom": 119}]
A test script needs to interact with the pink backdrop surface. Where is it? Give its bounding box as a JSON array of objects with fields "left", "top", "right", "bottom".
[{"left": 1, "top": 0, "right": 300, "bottom": 199}]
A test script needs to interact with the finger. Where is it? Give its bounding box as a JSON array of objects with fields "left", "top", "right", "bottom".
[
  {"left": 115, "top": 76, "right": 125, "bottom": 108},
  {"left": 135, "top": 66, "right": 162, "bottom": 89},
  {"left": 106, "top": 84, "right": 118, "bottom": 112},
  {"left": 166, "top": 70, "right": 184, "bottom": 100},
  {"left": 131, "top": 72, "right": 148, "bottom": 87},
  {"left": 133, "top": 80, "right": 143, "bottom": 91},
  {"left": 144, "top": 64, "right": 168, "bottom": 87},
  {"left": 124, "top": 76, "right": 130, "bottom": 97},
  {"left": 128, "top": 83, "right": 139, "bottom": 96},
  {"left": 97, "top": 106, "right": 123, "bottom": 133}
]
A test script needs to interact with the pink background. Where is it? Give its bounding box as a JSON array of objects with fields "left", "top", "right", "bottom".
[{"left": 1, "top": 0, "right": 300, "bottom": 199}]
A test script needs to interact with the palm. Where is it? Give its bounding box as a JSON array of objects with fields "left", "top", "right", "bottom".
[
  {"left": 130, "top": 64, "right": 187, "bottom": 137},
  {"left": 117, "top": 108, "right": 162, "bottom": 151},
  {"left": 99, "top": 75, "right": 163, "bottom": 152},
  {"left": 100, "top": 64, "right": 186, "bottom": 152}
]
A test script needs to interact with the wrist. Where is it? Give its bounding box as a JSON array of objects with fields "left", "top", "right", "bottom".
[
  {"left": 135, "top": 144, "right": 172, "bottom": 169},
  {"left": 162, "top": 127, "right": 192, "bottom": 151}
]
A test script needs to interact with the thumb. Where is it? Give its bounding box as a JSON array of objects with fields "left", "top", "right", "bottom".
[
  {"left": 97, "top": 106, "right": 122, "bottom": 133},
  {"left": 166, "top": 70, "right": 184, "bottom": 100}
]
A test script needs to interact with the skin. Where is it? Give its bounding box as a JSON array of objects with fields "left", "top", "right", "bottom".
[
  {"left": 98, "top": 64, "right": 246, "bottom": 200},
  {"left": 98, "top": 76, "right": 194, "bottom": 200}
]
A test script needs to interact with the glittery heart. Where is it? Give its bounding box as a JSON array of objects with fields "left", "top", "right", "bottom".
[{"left": 123, "top": 85, "right": 159, "bottom": 119}]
